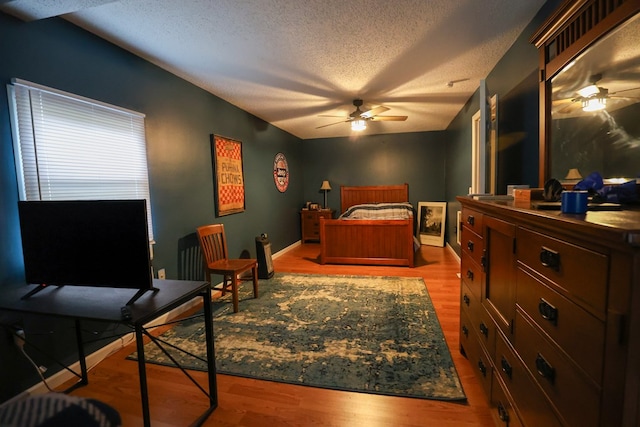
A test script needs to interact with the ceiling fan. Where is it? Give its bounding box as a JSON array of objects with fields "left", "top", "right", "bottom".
[
  {"left": 554, "top": 74, "right": 640, "bottom": 115},
  {"left": 316, "top": 99, "right": 408, "bottom": 130}
]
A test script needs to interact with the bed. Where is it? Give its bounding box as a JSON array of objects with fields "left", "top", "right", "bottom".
[{"left": 319, "top": 184, "right": 417, "bottom": 267}]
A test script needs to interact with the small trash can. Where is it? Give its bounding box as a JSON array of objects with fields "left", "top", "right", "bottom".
[{"left": 255, "top": 234, "right": 274, "bottom": 279}]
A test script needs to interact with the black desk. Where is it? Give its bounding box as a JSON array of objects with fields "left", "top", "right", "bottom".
[{"left": 0, "top": 279, "right": 217, "bottom": 427}]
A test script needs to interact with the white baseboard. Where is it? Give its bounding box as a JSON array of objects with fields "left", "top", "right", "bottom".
[
  {"left": 446, "top": 242, "right": 461, "bottom": 263},
  {"left": 272, "top": 240, "right": 301, "bottom": 259}
]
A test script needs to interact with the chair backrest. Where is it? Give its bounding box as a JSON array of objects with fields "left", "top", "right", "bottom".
[
  {"left": 197, "top": 224, "right": 229, "bottom": 265},
  {"left": 177, "top": 232, "right": 204, "bottom": 281}
]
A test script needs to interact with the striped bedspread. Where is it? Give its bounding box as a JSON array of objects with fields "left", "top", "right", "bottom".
[{"left": 339, "top": 202, "right": 414, "bottom": 220}]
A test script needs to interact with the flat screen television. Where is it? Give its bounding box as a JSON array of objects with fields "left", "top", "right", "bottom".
[{"left": 17, "top": 199, "right": 154, "bottom": 302}]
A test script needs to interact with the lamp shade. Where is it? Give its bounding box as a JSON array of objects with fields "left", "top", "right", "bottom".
[
  {"left": 565, "top": 168, "right": 582, "bottom": 180},
  {"left": 320, "top": 180, "right": 332, "bottom": 191}
]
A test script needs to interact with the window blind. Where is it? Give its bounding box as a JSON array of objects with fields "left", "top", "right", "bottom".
[{"left": 7, "top": 79, "right": 154, "bottom": 240}]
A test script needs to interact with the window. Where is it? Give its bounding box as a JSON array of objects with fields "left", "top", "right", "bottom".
[{"left": 7, "top": 78, "right": 154, "bottom": 240}]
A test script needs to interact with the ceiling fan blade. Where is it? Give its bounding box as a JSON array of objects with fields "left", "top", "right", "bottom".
[
  {"left": 610, "top": 86, "right": 640, "bottom": 96},
  {"left": 315, "top": 120, "right": 348, "bottom": 129},
  {"left": 361, "top": 106, "right": 389, "bottom": 118},
  {"left": 369, "top": 115, "right": 408, "bottom": 121},
  {"left": 552, "top": 97, "right": 576, "bottom": 105},
  {"left": 555, "top": 100, "right": 581, "bottom": 114},
  {"left": 610, "top": 96, "right": 640, "bottom": 100},
  {"left": 318, "top": 114, "right": 349, "bottom": 118}
]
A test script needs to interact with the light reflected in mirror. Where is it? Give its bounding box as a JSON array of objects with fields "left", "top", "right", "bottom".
[{"left": 550, "top": 13, "right": 640, "bottom": 183}]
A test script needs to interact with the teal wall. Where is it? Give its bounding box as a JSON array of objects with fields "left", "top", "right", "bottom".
[
  {"left": 0, "top": 12, "right": 305, "bottom": 399},
  {"left": 0, "top": 0, "right": 561, "bottom": 402},
  {"left": 444, "top": 0, "right": 561, "bottom": 254},
  {"left": 302, "top": 132, "right": 448, "bottom": 210}
]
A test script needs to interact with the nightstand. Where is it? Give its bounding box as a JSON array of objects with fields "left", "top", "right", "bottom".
[{"left": 300, "top": 209, "right": 334, "bottom": 242}]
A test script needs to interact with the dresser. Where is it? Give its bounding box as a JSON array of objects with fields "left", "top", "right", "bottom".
[
  {"left": 457, "top": 197, "right": 640, "bottom": 427},
  {"left": 300, "top": 209, "right": 333, "bottom": 242}
]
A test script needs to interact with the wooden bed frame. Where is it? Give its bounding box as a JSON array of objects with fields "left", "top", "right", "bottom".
[{"left": 319, "top": 184, "right": 415, "bottom": 267}]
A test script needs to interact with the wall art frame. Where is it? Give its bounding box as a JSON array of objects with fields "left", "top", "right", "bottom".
[
  {"left": 417, "top": 202, "right": 447, "bottom": 247},
  {"left": 211, "top": 134, "right": 245, "bottom": 216}
]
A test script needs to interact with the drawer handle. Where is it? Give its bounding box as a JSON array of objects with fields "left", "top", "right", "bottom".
[
  {"left": 467, "top": 240, "right": 474, "bottom": 252},
  {"left": 463, "top": 294, "right": 470, "bottom": 306},
  {"left": 466, "top": 269, "right": 474, "bottom": 281},
  {"left": 462, "top": 325, "right": 469, "bottom": 337},
  {"left": 467, "top": 215, "right": 475, "bottom": 226},
  {"left": 539, "top": 246, "right": 560, "bottom": 271},
  {"left": 497, "top": 402, "right": 510, "bottom": 423},
  {"left": 538, "top": 298, "right": 558, "bottom": 325},
  {"left": 500, "top": 356, "right": 513, "bottom": 379},
  {"left": 478, "top": 359, "right": 487, "bottom": 377},
  {"left": 479, "top": 322, "right": 489, "bottom": 337},
  {"left": 535, "top": 353, "right": 555, "bottom": 384}
]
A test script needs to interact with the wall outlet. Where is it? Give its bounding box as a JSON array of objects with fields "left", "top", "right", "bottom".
[{"left": 158, "top": 268, "right": 166, "bottom": 279}]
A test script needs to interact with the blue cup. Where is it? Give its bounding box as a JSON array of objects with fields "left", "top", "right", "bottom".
[{"left": 561, "top": 191, "right": 588, "bottom": 214}]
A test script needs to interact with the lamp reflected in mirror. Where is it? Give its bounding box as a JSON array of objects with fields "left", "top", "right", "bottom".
[
  {"left": 549, "top": 12, "right": 640, "bottom": 183},
  {"left": 565, "top": 168, "right": 582, "bottom": 180}
]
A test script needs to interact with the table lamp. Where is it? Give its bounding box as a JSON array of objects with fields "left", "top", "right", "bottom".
[
  {"left": 320, "top": 180, "right": 331, "bottom": 209},
  {"left": 565, "top": 168, "right": 582, "bottom": 180}
]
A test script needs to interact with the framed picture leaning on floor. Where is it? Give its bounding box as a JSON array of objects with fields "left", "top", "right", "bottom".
[{"left": 417, "top": 202, "right": 446, "bottom": 247}]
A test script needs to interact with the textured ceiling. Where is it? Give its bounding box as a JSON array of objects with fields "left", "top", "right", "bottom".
[{"left": 1, "top": 0, "right": 547, "bottom": 139}]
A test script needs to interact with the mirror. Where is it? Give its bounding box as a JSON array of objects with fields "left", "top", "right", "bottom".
[{"left": 549, "top": 13, "right": 640, "bottom": 184}]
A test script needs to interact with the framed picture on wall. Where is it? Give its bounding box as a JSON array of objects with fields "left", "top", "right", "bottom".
[
  {"left": 211, "top": 134, "right": 245, "bottom": 216},
  {"left": 417, "top": 202, "right": 446, "bottom": 247}
]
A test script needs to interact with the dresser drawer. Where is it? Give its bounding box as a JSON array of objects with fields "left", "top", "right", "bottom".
[
  {"left": 494, "top": 330, "right": 562, "bottom": 427},
  {"left": 461, "top": 313, "right": 493, "bottom": 398},
  {"left": 476, "top": 302, "right": 496, "bottom": 356},
  {"left": 460, "top": 281, "right": 480, "bottom": 328},
  {"left": 461, "top": 225, "right": 485, "bottom": 269},
  {"left": 462, "top": 281, "right": 496, "bottom": 357},
  {"left": 462, "top": 207, "right": 484, "bottom": 235},
  {"left": 490, "top": 372, "right": 523, "bottom": 427},
  {"left": 460, "top": 308, "right": 475, "bottom": 360},
  {"left": 515, "top": 311, "right": 600, "bottom": 427},
  {"left": 517, "top": 227, "right": 608, "bottom": 317},
  {"left": 461, "top": 254, "right": 483, "bottom": 303},
  {"left": 516, "top": 266, "right": 605, "bottom": 383}
]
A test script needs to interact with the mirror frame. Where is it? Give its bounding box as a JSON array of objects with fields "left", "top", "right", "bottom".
[{"left": 530, "top": 0, "right": 640, "bottom": 187}]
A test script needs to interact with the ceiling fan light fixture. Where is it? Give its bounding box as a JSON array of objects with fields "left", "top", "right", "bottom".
[
  {"left": 351, "top": 118, "right": 366, "bottom": 131},
  {"left": 577, "top": 84, "right": 600, "bottom": 98},
  {"left": 582, "top": 96, "right": 607, "bottom": 112}
]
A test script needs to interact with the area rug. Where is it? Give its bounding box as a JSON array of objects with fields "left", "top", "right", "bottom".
[{"left": 129, "top": 273, "right": 466, "bottom": 401}]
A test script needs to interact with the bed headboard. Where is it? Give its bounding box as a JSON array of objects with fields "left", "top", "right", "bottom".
[{"left": 340, "top": 184, "right": 409, "bottom": 213}]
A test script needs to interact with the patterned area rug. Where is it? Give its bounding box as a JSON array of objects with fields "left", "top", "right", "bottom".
[{"left": 130, "top": 273, "right": 466, "bottom": 401}]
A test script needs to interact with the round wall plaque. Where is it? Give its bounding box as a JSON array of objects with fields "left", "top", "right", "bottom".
[{"left": 273, "top": 152, "right": 289, "bottom": 192}]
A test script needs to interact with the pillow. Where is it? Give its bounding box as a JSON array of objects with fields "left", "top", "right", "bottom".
[{"left": 339, "top": 202, "right": 414, "bottom": 220}]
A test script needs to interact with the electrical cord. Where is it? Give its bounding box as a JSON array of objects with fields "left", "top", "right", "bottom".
[{"left": 13, "top": 330, "right": 55, "bottom": 393}]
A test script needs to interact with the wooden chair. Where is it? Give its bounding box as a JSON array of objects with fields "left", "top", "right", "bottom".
[{"left": 196, "top": 224, "right": 258, "bottom": 313}]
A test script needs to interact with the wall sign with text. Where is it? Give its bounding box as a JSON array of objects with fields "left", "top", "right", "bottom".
[
  {"left": 273, "top": 152, "right": 289, "bottom": 192},
  {"left": 211, "top": 134, "right": 245, "bottom": 216}
]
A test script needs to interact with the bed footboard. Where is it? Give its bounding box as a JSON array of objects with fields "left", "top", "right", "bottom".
[{"left": 319, "top": 218, "right": 415, "bottom": 267}]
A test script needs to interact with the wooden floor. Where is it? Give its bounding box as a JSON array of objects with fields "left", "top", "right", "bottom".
[{"left": 68, "top": 243, "right": 493, "bottom": 426}]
